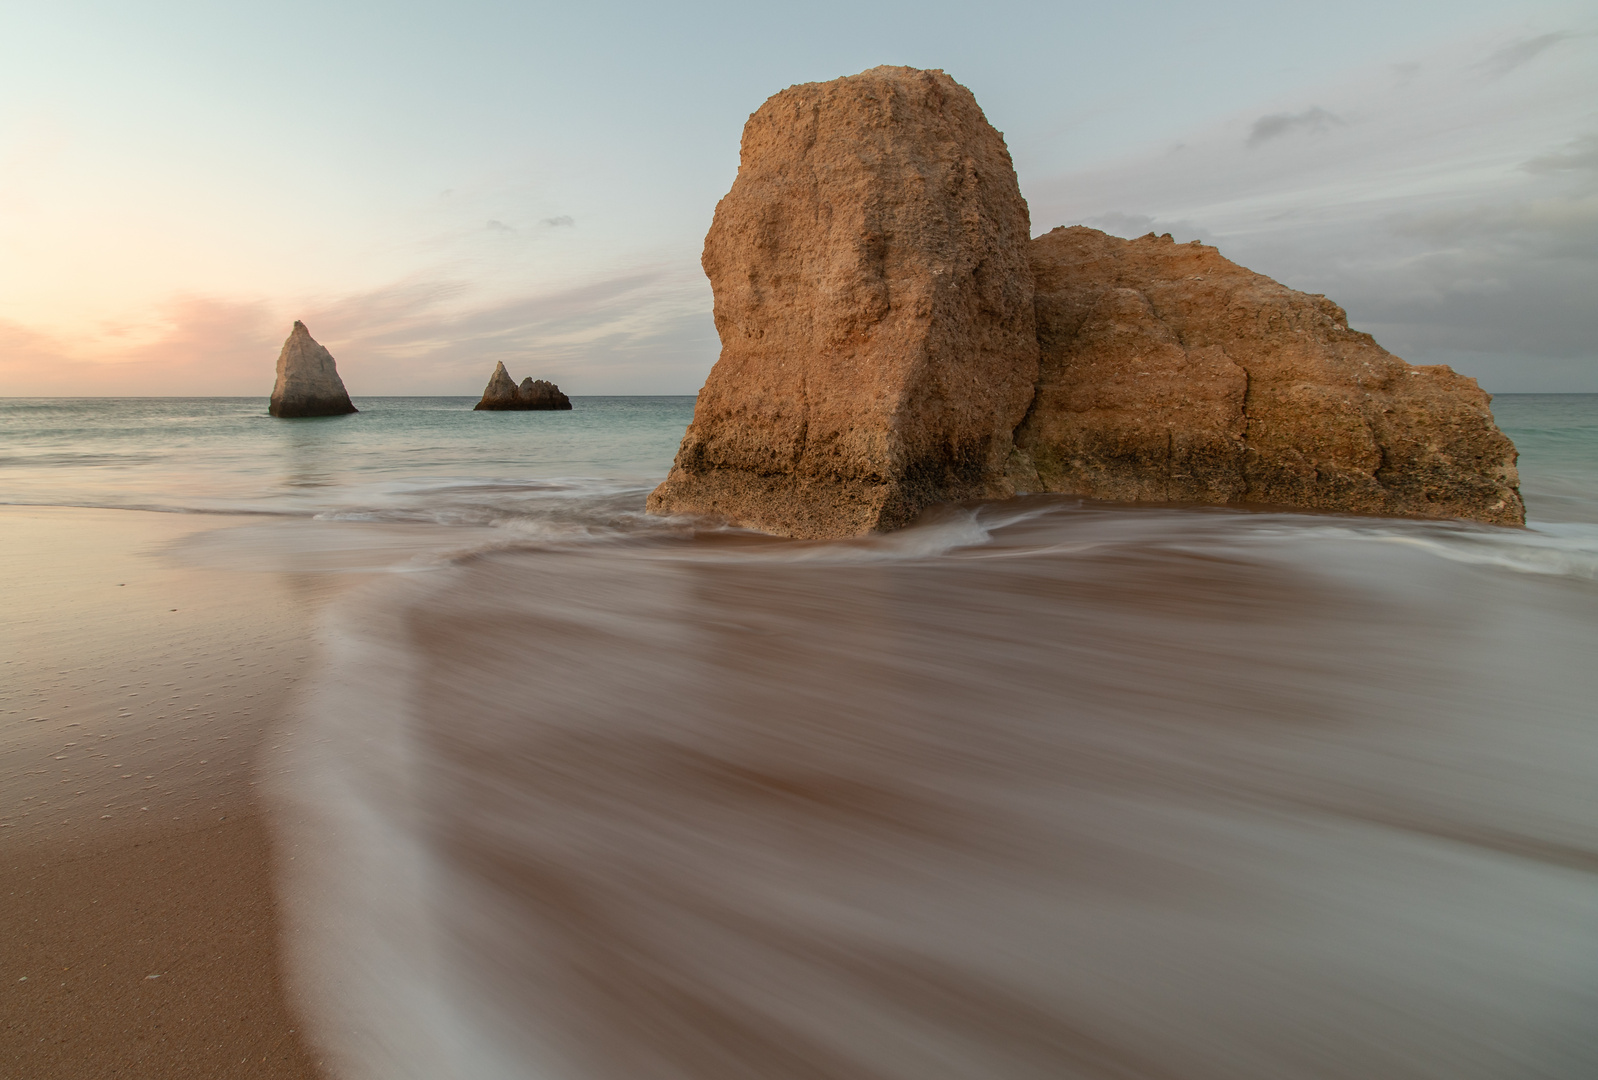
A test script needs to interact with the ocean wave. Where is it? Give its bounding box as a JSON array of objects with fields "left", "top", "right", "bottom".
[
  {"left": 268, "top": 505, "right": 1598, "bottom": 1080},
  {"left": 0, "top": 497, "right": 309, "bottom": 518},
  {"left": 1369, "top": 522, "right": 1598, "bottom": 581},
  {"left": 1208, "top": 517, "right": 1598, "bottom": 583}
]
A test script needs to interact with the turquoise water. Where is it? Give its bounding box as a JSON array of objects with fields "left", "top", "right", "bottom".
[
  {"left": 0, "top": 393, "right": 1592, "bottom": 523},
  {"left": 1489, "top": 394, "right": 1598, "bottom": 523},
  {"left": 0, "top": 396, "right": 696, "bottom": 519}
]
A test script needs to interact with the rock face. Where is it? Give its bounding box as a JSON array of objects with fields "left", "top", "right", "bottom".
[
  {"left": 473, "top": 362, "right": 572, "bottom": 410},
  {"left": 646, "top": 66, "right": 1039, "bottom": 538},
  {"left": 649, "top": 69, "right": 1522, "bottom": 537},
  {"left": 1010, "top": 227, "right": 1524, "bottom": 526},
  {"left": 476, "top": 361, "right": 521, "bottom": 409},
  {"left": 268, "top": 321, "right": 357, "bottom": 418},
  {"left": 517, "top": 377, "right": 571, "bottom": 410}
]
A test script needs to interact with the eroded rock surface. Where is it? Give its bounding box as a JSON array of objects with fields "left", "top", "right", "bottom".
[
  {"left": 1010, "top": 227, "right": 1522, "bottom": 525},
  {"left": 268, "top": 322, "right": 357, "bottom": 418},
  {"left": 517, "top": 377, "right": 572, "bottom": 410},
  {"left": 473, "top": 363, "right": 572, "bottom": 410},
  {"left": 647, "top": 65, "right": 1039, "bottom": 538},
  {"left": 475, "top": 361, "right": 521, "bottom": 410}
]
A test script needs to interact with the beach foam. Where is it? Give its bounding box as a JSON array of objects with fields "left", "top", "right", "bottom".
[{"left": 269, "top": 502, "right": 1598, "bottom": 1080}]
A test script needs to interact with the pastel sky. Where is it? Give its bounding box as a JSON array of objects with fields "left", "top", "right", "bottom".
[{"left": 2, "top": 0, "right": 1593, "bottom": 396}]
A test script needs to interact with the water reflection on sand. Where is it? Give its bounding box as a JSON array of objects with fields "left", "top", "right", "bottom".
[{"left": 265, "top": 499, "right": 1598, "bottom": 1080}]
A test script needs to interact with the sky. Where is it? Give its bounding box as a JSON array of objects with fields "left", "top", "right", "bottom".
[{"left": 1, "top": 0, "right": 1593, "bottom": 396}]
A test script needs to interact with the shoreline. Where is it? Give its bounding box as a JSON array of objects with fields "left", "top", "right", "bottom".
[{"left": 1, "top": 506, "right": 342, "bottom": 1077}]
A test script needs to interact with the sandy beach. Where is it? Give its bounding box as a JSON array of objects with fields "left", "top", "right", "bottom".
[{"left": 1, "top": 507, "right": 330, "bottom": 1077}]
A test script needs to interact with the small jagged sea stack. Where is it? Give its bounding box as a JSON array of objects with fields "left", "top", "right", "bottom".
[
  {"left": 268, "top": 321, "right": 357, "bottom": 418},
  {"left": 517, "top": 376, "right": 571, "bottom": 410},
  {"left": 1010, "top": 228, "right": 1524, "bottom": 525},
  {"left": 647, "top": 66, "right": 1039, "bottom": 538},
  {"left": 473, "top": 362, "right": 572, "bottom": 410}
]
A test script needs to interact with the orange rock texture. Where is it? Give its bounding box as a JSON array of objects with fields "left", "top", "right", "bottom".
[
  {"left": 1011, "top": 228, "right": 1524, "bottom": 525},
  {"left": 646, "top": 66, "right": 1039, "bottom": 538},
  {"left": 649, "top": 68, "right": 1523, "bottom": 536}
]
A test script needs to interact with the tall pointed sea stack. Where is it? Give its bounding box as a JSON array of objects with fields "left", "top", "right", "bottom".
[
  {"left": 1010, "top": 228, "right": 1524, "bottom": 525},
  {"left": 647, "top": 66, "right": 1040, "bottom": 538},
  {"left": 268, "top": 321, "right": 357, "bottom": 418},
  {"left": 475, "top": 361, "right": 522, "bottom": 410}
]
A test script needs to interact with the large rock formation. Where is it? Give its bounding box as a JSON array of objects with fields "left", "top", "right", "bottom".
[
  {"left": 473, "top": 362, "right": 572, "bottom": 410},
  {"left": 648, "top": 69, "right": 1522, "bottom": 537},
  {"left": 646, "top": 66, "right": 1039, "bottom": 538},
  {"left": 269, "top": 321, "right": 357, "bottom": 418},
  {"left": 1010, "top": 228, "right": 1523, "bottom": 525}
]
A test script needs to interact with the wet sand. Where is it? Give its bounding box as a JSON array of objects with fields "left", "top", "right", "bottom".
[{"left": 1, "top": 507, "right": 327, "bottom": 1077}]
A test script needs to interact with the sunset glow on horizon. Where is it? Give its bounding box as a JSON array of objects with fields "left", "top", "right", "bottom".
[{"left": 3, "top": 0, "right": 1593, "bottom": 396}]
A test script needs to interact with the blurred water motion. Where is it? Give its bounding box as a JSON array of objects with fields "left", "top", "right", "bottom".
[{"left": 269, "top": 499, "right": 1598, "bottom": 1080}]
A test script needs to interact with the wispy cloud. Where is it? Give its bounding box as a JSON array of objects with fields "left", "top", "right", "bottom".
[
  {"left": 1246, "top": 107, "right": 1344, "bottom": 147},
  {"left": 298, "top": 267, "right": 712, "bottom": 393},
  {"left": 541, "top": 215, "right": 575, "bottom": 227},
  {"left": 0, "top": 268, "right": 714, "bottom": 396},
  {"left": 0, "top": 296, "right": 278, "bottom": 396},
  {"left": 1524, "top": 132, "right": 1598, "bottom": 176},
  {"left": 1478, "top": 31, "right": 1570, "bottom": 78}
]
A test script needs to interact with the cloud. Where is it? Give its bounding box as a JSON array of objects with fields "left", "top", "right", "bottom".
[
  {"left": 1524, "top": 132, "right": 1598, "bottom": 176},
  {"left": 1393, "top": 190, "right": 1598, "bottom": 251},
  {"left": 0, "top": 296, "right": 280, "bottom": 396},
  {"left": 295, "top": 266, "right": 713, "bottom": 394},
  {"left": 0, "top": 320, "right": 79, "bottom": 391},
  {"left": 485, "top": 219, "right": 514, "bottom": 232},
  {"left": 1024, "top": 19, "right": 1598, "bottom": 391},
  {"left": 541, "top": 215, "right": 575, "bottom": 227},
  {"left": 1246, "top": 107, "right": 1344, "bottom": 147},
  {"left": 0, "top": 268, "right": 716, "bottom": 396},
  {"left": 1390, "top": 61, "right": 1422, "bottom": 85},
  {"left": 1478, "top": 31, "right": 1570, "bottom": 78}
]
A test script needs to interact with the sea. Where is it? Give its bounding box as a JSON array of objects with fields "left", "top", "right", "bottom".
[{"left": 4, "top": 394, "right": 1598, "bottom": 1080}]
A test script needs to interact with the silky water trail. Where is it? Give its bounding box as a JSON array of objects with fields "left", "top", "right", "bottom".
[
  {"left": 263, "top": 399, "right": 1598, "bottom": 1079},
  {"left": 5, "top": 394, "right": 1597, "bottom": 1079}
]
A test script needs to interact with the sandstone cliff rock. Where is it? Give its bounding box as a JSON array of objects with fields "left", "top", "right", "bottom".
[
  {"left": 517, "top": 377, "right": 571, "bottom": 410},
  {"left": 1011, "top": 227, "right": 1523, "bottom": 525},
  {"left": 268, "top": 322, "right": 357, "bottom": 418},
  {"left": 473, "top": 363, "right": 572, "bottom": 410},
  {"left": 475, "top": 361, "right": 521, "bottom": 409},
  {"left": 646, "top": 65, "right": 1039, "bottom": 538}
]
